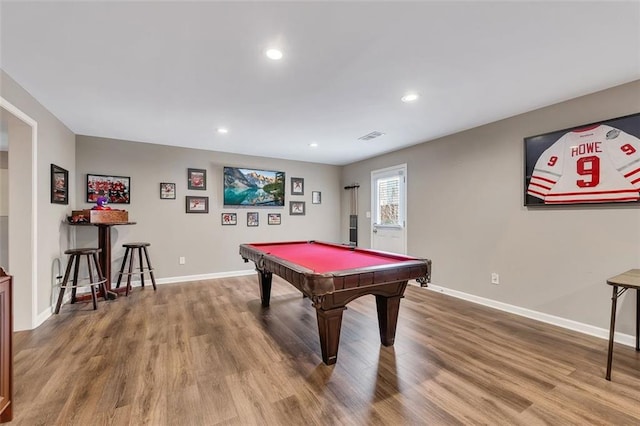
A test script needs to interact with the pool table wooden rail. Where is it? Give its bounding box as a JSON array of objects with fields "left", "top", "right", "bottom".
[{"left": 241, "top": 243, "right": 428, "bottom": 294}]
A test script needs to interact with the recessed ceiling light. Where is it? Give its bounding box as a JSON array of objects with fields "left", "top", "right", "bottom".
[
  {"left": 401, "top": 93, "right": 419, "bottom": 103},
  {"left": 309, "top": 142, "right": 318, "bottom": 148},
  {"left": 265, "top": 48, "right": 283, "bottom": 60},
  {"left": 217, "top": 128, "right": 228, "bottom": 134}
]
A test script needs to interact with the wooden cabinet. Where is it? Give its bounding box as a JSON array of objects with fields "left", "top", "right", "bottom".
[{"left": 0, "top": 269, "right": 12, "bottom": 423}]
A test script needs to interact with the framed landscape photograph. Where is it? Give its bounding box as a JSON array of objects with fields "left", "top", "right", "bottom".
[
  {"left": 87, "top": 174, "right": 130, "bottom": 204},
  {"left": 268, "top": 213, "right": 281, "bottom": 225},
  {"left": 160, "top": 182, "right": 176, "bottom": 199},
  {"left": 223, "top": 166, "right": 285, "bottom": 206},
  {"left": 247, "top": 212, "right": 259, "bottom": 226},
  {"left": 524, "top": 112, "right": 640, "bottom": 207},
  {"left": 312, "top": 191, "right": 321, "bottom": 204},
  {"left": 51, "top": 164, "right": 68, "bottom": 205},
  {"left": 221, "top": 212, "right": 237, "bottom": 225},
  {"left": 186, "top": 196, "right": 209, "bottom": 213},
  {"left": 291, "top": 177, "right": 304, "bottom": 195},
  {"left": 188, "top": 168, "right": 207, "bottom": 190},
  {"left": 290, "top": 201, "right": 305, "bottom": 215}
]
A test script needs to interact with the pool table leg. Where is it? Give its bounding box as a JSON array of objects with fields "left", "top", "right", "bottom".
[
  {"left": 376, "top": 294, "right": 404, "bottom": 346},
  {"left": 316, "top": 306, "right": 347, "bottom": 365},
  {"left": 257, "top": 270, "right": 273, "bottom": 307}
]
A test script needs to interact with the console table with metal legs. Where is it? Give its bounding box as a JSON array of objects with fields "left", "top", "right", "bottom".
[{"left": 605, "top": 269, "right": 640, "bottom": 381}]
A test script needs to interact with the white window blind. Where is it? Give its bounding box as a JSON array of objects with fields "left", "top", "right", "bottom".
[{"left": 377, "top": 176, "right": 400, "bottom": 225}]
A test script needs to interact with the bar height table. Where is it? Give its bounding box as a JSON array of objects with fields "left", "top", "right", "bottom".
[
  {"left": 68, "top": 221, "right": 136, "bottom": 299},
  {"left": 605, "top": 268, "right": 640, "bottom": 381}
]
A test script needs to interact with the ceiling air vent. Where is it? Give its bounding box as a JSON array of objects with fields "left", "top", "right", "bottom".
[{"left": 358, "top": 131, "right": 385, "bottom": 141}]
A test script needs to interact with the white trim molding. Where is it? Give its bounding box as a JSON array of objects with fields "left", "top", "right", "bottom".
[
  {"left": 154, "top": 269, "right": 256, "bottom": 285},
  {"left": 426, "top": 283, "right": 635, "bottom": 348},
  {"left": 0, "top": 97, "right": 38, "bottom": 330},
  {"left": 38, "top": 269, "right": 258, "bottom": 326}
]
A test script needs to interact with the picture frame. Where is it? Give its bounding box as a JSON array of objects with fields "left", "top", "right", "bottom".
[
  {"left": 160, "top": 182, "right": 176, "bottom": 199},
  {"left": 87, "top": 173, "right": 130, "bottom": 204},
  {"left": 188, "top": 168, "right": 207, "bottom": 190},
  {"left": 312, "top": 191, "right": 321, "bottom": 204},
  {"left": 223, "top": 166, "right": 285, "bottom": 207},
  {"left": 247, "top": 212, "right": 259, "bottom": 226},
  {"left": 291, "top": 177, "right": 304, "bottom": 195},
  {"left": 50, "top": 164, "right": 69, "bottom": 205},
  {"left": 268, "top": 213, "right": 281, "bottom": 225},
  {"left": 185, "top": 196, "right": 209, "bottom": 213},
  {"left": 524, "top": 112, "right": 640, "bottom": 207},
  {"left": 290, "top": 201, "right": 305, "bottom": 215},
  {"left": 221, "top": 212, "right": 237, "bottom": 225}
]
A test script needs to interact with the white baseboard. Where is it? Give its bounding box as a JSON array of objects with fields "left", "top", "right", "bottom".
[
  {"left": 131, "top": 269, "right": 256, "bottom": 286},
  {"left": 37, "top": 272, "right": 635, "bottom": 349},
  {"left": 35, "top": 308, "right": 52, "bottom": 328},
  {"left": 425, "top": 284, "right": 636, "bottom": 348},
  {"left": 35, "top": 269, "right": 257, "bottom": 329}
]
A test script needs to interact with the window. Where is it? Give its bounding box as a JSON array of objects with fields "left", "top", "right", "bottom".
[
  {"left": 373, "top": 166, "right": 405, "bottom": 228},
  {"left": 377, "top": 176, "right": 401, "bottom": 225}
]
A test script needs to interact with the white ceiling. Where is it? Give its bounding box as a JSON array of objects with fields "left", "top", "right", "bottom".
[{"left": 1, "top": 1, "right": 639, "bottom": 165}]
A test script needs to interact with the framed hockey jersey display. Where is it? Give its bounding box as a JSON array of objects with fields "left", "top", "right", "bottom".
[{"left": 524, "top": 113, "right": 640, "bottom": 206}]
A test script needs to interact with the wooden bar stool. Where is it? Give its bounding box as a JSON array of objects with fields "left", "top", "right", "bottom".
[
  {"left": 605, "top": 269, "right": 640, "bottom": 381},
  {"left": 115, "top": 242, "right": 157, "bottom": 296},
  {"left": 54, "top": 248, "right": 108, "bottom": 314}
]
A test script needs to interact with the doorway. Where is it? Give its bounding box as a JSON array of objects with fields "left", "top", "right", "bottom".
[
  {"left": 371, "top": 164, "right": 407, "bottom": 254},
  {"left": 0, "top": 98, "right": 38, "bottom": 331}
]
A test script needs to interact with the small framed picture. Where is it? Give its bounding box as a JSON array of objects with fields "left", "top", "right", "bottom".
[
  {"left": 268, "top": 213, "right": 281, "bottom": 225},
  {"left": 221, "top": 212, "right": 237, "bottom": 225},
  {"left": 291, "top": 177, "right": 304, "bottom": 195},
  {"left": 188, "top": 168, "right": 207, "bottom": 190},
  {"left": 51, "top": 164, "right": 69, "bottom": 205},
  {"left": 160, "top": 182, "right": 176, "bottom": 199},
  {"left": 290, "top": 201, "right": 305, "bottom": 216},
  {"left": 247, "top": 212, "right": 259, "bottom": 226},
  {"left": 186, "top": 196, "right": 209, "bottom": 213},
  {"left": 312, "top": 191, "right": 321, "bottom": 204}
]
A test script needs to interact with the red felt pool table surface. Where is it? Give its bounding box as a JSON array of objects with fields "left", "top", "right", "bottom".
[{"left": 245, "top": 241, "right": 412, "bottom": 274}]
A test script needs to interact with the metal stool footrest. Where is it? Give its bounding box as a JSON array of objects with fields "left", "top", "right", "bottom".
[
  {"left": 118, "top": 266, "right": 154, "bottom": 275},
  {"left": 54, "top": 248, "right": 109, "bottom": 314},
  {"left": 116, "top": 243, "right": 158, "bottom": 296},
  {"left": 60, "top": 277, "right": 107, "bottom": 288}
]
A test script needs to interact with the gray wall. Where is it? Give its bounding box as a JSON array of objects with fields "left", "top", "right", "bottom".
[
  {"left": 75, "top": 136, "right": 342, "bottom": 282},
  {"left": 342, "top": 80, "right": 640, "bottom": 336}
]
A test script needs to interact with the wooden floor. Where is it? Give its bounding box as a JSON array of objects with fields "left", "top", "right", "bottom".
[{"left": 10, "top": 275, "right": 640, "bottom": 425}]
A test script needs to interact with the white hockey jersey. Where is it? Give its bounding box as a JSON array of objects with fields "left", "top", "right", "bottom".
[{"left": 527, "top": 124, "right": 640, "bottom": 204}]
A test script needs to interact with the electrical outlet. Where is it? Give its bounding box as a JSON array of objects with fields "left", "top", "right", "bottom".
[
  {"left": 491, "top": 273, "right": 499, "bottom": 285},
  {"left": 179, "top": 256, "right": 186, "bottom": 265}
]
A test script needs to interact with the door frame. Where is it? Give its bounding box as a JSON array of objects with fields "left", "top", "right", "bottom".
[{"left": 1, "top": 97, "right": 38, "bottom": 330}]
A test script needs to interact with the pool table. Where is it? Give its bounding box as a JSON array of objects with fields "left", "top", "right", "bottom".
[{"left": 239, "top": 240, "right": 432, "bottom": 365}]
